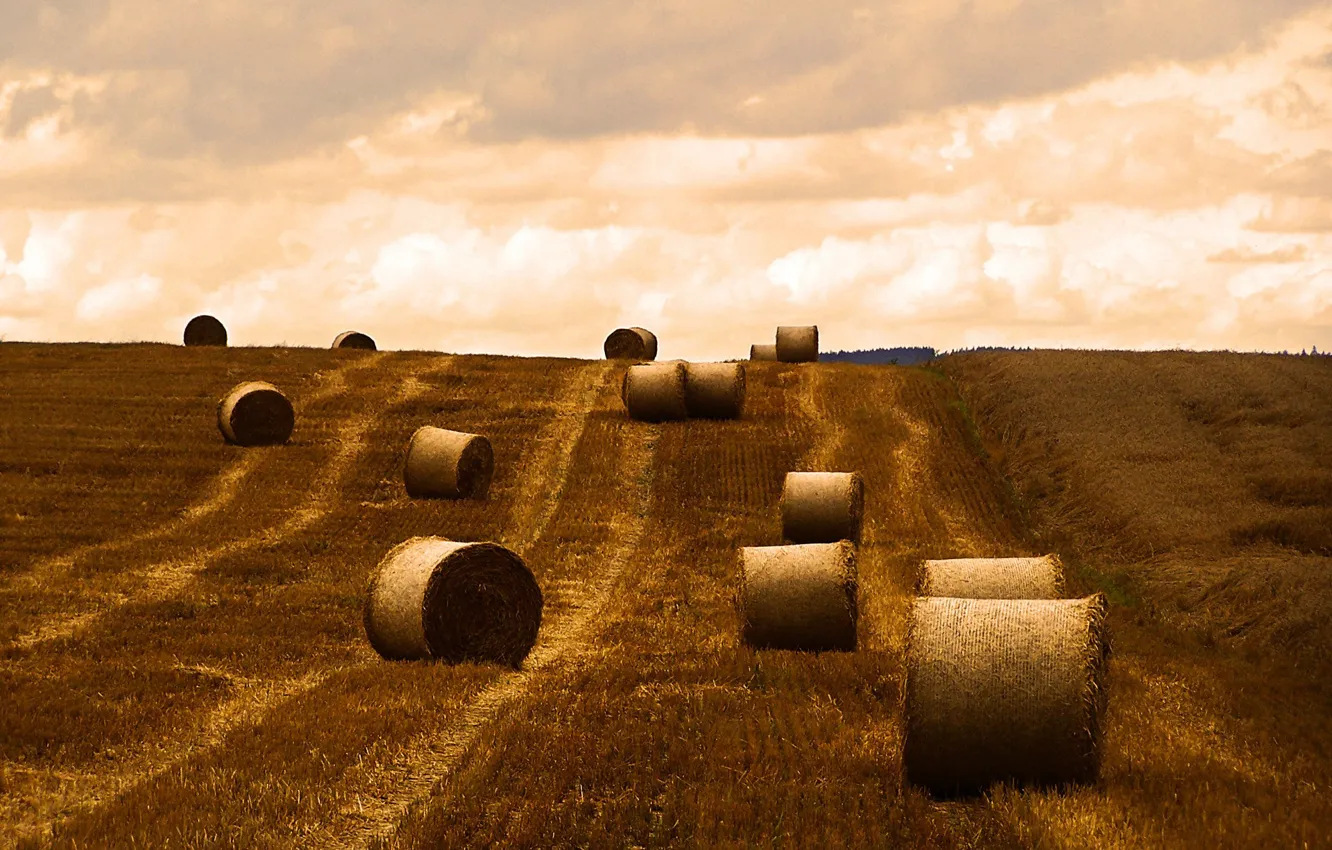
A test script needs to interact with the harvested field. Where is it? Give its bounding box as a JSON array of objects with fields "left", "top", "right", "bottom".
[{"left": 0, "top": 344, "right": 1328, "bottom": 848}]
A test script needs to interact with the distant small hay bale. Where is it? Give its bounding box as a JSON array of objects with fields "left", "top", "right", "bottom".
[
  {"left": 739, "top": 541, "right": 858, "bottom": 651},
  {"left": 332, "top": 330, "right": 377, "bottom": 350},
  {"left": 604, "top": 327, "right": 659, "bottom": 361},
  {"left": 775, "top": 325, "right": 818, "bottom": 363},
  {"left": 781, "top": 472, "right": 865, "bottom": 544},
  {"left": 684, "top": 361, "right": 746, "bottom": 419},
  {"left": 404, "top": 426, "right": 494, "bottom": 499},
  {"left": 364, "top": 536, "right": 543, "bottom": 666},
  {"left": 919, "top": 555, "right": 1065, "bottom": 599},
  {"left": 622, "top": 362, "right": 688, "bottom": 422},
  {"left": 217, "top": 381, "right": 294, "bottom": 446},
  {"left": 904, "top": 594, "right": 1110, "bottom": 794},
  {"left": 183, "top": 315, "right": 227, "bottom": 347},
  {"left": 750, "top": 344, "right": 778, "bottom": 361}
]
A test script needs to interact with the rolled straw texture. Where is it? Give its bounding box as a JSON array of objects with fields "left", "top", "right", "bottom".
[
  {"left": 404, "top": 426, "right": 494, "bottom": 499},
  {"left": 780, "top": 471, "right": 865, "bottom": 544},
  {"left": 622, "top": 362, "right": 688, "bottom": 422},
  {"left": 684, "top": 362, "right": 746, "bottom": 419},
  {"left": 183, "top": 315, "right": 227, "bottom": 347},
  {"left": 217, "top": 381, "right": 294, "bottom": 446},
  {"left": 364, "top": 536, "right": 543, "bottom": 666},
  {"left": 750, "top": 344, "right": 778, "bottom": 361},
  {"left": 739, "top": 541, "right": 858, "bottom": 651},
  {"left": 332, "top": 330, "right": 377, "bottom": 350},
  {"left": 904, "top": 594, "right": 1111, "bottom": 793},
  {"left": 604, "top": 327, "right": 659, "bottom": 360},
  {"left": 919, "top": 555, "right": 1065, "bottom": 599},
  {"left": 775, "top": 325, "right": 818, "bottom": 362}
]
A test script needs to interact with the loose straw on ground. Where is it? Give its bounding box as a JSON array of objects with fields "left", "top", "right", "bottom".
[
  {"left": 781, "top": 472, "right": 865, "bottom": 544},
  {"left": 364, "top": 537, "right": 543, "bottom": 667},
  {"left": 775, "top": 325, "right": 818, "bottom": 362},
  {"left": 604, "top": 327, "right": 659, "bottom": 361},
  {"left": 184, "top": 315, "right": 227, "bottom": 347},
  {"left": 217, "top": 381, "right": 294, "bottom": 446},
  {"left": 750, "top": 344, "right": 778, "bottom": 361},
  {"left": 404, "top": 426, "right": 494, "bottom": 499},
  {"left": 332, "top": 331, "right": 377, "bottom": 350},
  {"left": 919, "top": 555, "right": 1065, "bottom": 599},
  {"left": 622, "top": 362, "right": 688, "bottom": 422},
  {"left": 904, "top": 594, "right": 1110, "bottom": 794},
  {"left": 684, "top": 362, "right": 746, "bottom": 419},
  {"left": 739, "top": 541, "right": 858, "bottom": 651}
]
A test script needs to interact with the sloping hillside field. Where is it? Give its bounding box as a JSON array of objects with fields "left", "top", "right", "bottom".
[{"left": 1, "top": 344, "right": 1329, "bottom": 847}]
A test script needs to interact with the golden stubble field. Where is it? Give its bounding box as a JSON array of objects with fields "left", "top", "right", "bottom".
[{"left": 0, "top": 342, "right": 1328, "bottom": 848}]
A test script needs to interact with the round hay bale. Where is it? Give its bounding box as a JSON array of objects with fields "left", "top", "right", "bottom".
[
  {"left": 364, "top": 536, "right": 543, "bottom": 666},
  {"left": 780, "top": 471, "right": 865, "bottom": 544},
  {"left": 403, "top": 426, "right": 494, "bottom": 499},
  {"left": 775, "top": 325, "right": 818, "bottom": 362},
  {"left": 750, "top": 344, "right": 778, "bottom": 361},
  {"left": 904, "top": 594, "right": 1110, "bottom": 794},
  {"left": 216, "top": 381, "right": 294, "bottom": 446},
  {"left": 739, "top": 541, "right": 857, "bottom": 651},
  {"left": 183, "top": 314, "right": 227, "bottom": 347},
  {"left": 604, "top": 327, "right": 659, "bottom": 361},
  {"left": 684, "top": 362, "right": 746, "bottom": 419},
  {"left": 332, "top": 330, "right": 377, "bottom": 350},
  {"left": 920, "top": 555, "right": 1065, "bottom": 599},
  {"left": 622, "top": 362, "right": 688, "bottom": 422}
]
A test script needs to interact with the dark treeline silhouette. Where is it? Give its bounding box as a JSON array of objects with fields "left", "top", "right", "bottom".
[{"left": 820, "top": 347, "right": 937, "bottom": 365}]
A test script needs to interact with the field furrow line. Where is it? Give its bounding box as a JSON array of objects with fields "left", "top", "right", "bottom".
[
  {"left": 794, "top": 365, "right": 846, "bottom": 471},
  {"left": 9, "top": 354, "right": 385, "bottom": 592}
]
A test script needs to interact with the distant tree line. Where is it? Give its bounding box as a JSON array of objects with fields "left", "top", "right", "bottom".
[{"left": 821, "top": 345, "right": 1330, "bottom": 364}]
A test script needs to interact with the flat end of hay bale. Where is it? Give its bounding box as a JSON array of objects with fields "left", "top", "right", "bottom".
[
  {"left": 604, "top": 327, "right": 658, "bottom": 361},
  {"left": 780, "top": 471, "right": 865, "bottom": 544},
  {"left": 683, "top": 361, "right": 746, "bottom": 419},
  {"left": 333, "top": 330, "right": 377, "bottom": 350},
  {"left": 364, "top": 537, "right": 543, "bottom": 667},
  {"left": 183, "top": 315, "right": 227, "bottom": 347},
  {"left": 739, "top": 541, "right": 858, "bottom": 652},
  {"left": 775, "top": 325, "right": 818, "bottom": 363},
  {"left": 623, "top": 362, "right": 688, "bottom": 422},
  {"left": 904, "top": 594, "right": 1111, "bottom": 794},
  {"left": 217, "top": 381, "right": 294, "bottom": 446},
  {"left": 404, "top": 426, "right": 495, "bottom": 499}
]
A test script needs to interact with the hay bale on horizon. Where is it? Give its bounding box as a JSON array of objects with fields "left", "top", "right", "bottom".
[
  {"left": 750, "top": 344, "right": 778, "bottom": 361},
  {"left": 781, "top": 471, "right": 865, "bottom": 544},
  {"left": 333, "top": 330, "right": 377, "bottom": 350},
  {"left": 739, "top": 541, "right": 857, "bottom": 651},
  {"left": 604, "top": 327, "right": 659, "bottom": 361},
  {"left": 920, "top": 555, "right": 1065, "bottom": 599},
  {"left": 364, "top": 536, "right": 543, "bottom": 666},
  {"left": 183, "top": 315, "right": 227, "bottom": 347},
  {"left": 776, "top": 325, "right": 818, "bottom": 363},
  {"left": 684, "top": 361, "right": 746, "bottom": 419},
  {"left": 904, "top": 594, "right": 1110, "bottom": 794},
  {"left": 404, "top": 426, "right": 494, "bottom": 499},
  {"left": 622, "top": 362, "right": 688, "bottom": 422},
  {"left": 217, "top": 381, "right": 294, "bottom": 446}
]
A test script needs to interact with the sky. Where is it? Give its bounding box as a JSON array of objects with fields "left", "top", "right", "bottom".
[{"left": 1, "top": 1, "right": 1330, "bottom": 359}]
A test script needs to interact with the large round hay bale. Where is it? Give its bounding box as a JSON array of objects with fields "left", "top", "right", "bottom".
[
  {"left": 775, "top": 325, "right": 818, "bottom": 362},
  {"left": 404, "top": 426, "right": 494, "bottom": 499},
  {"left": 739, "top": 541, "right": 857, "bottom": 651},
  {"left": 217, "top": 381, "right": 294, "bottom": 446},
  {"left": 750, "top": 344, "right": 778, "bottom": 361},
  {"left": 184, "top": 315, "right": 227, "bottom": 347},
  {"left": 904, "top": 594, "right": 1110, "bottom": 794},
  {"left": 364, "top": 536, "right": 543, "bottom": 666},
  {"left": 604, "top": 327, "right": 659, "bottom": 361},
  {"left": 684, "top": 362, "right": 746, "bottom": 419},
  {"left": 919, "top": 555, "right": 1065, "bottom": 599},
  {"left": 333, "top": 330, "right": 377, "bottom": 350},
  {"left": 622, "top": 362, "right": 688, "bottom": 422},
  {"left": 780, "top": 471, "right": 865, "bottom": 544}
]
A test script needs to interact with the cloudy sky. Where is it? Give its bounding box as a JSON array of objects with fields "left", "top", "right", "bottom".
[{"left": 1, "top": 1, "right": 1330, "bottom": 358}]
